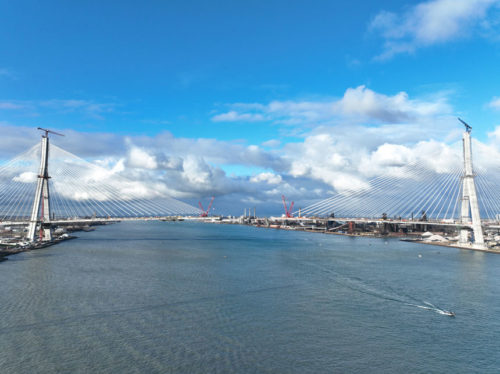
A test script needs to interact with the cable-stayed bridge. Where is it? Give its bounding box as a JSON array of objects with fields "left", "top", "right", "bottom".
[
  {"left": 0, "top": 121, "right": 498, "bottom": 250},
  {"left": 299, "top": 120, "right": 500, "bottom": 250},
  {"left": 0, "top": 129, "right": 200, "bottom": 243},
  {"left": 0, "top": 143, "right": 199, "bottom": 219}
]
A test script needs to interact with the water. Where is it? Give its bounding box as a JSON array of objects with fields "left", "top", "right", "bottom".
[{"left": 0, "top": 221, "right": 499, "bottom": 373}]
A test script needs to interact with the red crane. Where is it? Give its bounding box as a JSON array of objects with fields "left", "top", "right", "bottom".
[
  {"left": 199, "top": 196, "right": 215, "bottom": 217},
  {"left": 282, "top": 195, "right": 294, "bottom": 218}
]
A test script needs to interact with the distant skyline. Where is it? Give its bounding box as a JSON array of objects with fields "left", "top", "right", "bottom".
[{"left": 1, "top": 0, "right": 500, "bottom": 214}]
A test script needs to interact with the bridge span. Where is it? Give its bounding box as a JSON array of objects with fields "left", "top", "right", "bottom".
[{"left": 0, "top": 120, "right": 499, "bottom": 250}]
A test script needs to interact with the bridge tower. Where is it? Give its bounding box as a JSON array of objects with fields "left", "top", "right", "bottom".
[
  {"left": 27, "top": 128, "right": 63, "bottom": 242},
  {"left": 458, "top": 119, "right": 484, "bottom": 248}
]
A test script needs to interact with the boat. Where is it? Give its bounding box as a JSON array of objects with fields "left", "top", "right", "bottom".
[{"left": 442, "top": 311, "right": 455, "bottom": 317}]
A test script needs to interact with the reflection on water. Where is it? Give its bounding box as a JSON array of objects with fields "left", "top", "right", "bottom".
[{"left": 0, "top": 221, "right": 499, "bottom": 373}]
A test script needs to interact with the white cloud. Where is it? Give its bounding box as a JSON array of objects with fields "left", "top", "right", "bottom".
[
  {"left": 13, "top": 171, "right": 37, "bottom": 183},
  {"left": 212, "top": 111, "right": 265, "bottom": 122},
  {"left": 210, "top": 85, "right": 452, "bottom": 127},
  {"left": 370, "top": 0, "right": 499, "bottom": 59},
  {"left": 127, "top": 147, "right": 158, "bottom": 169},
  {"left": 489, "top": 97, "right": 500, "bottom": 110},
  {"left": 359, "top": 140, "right": 462, "bottom": 178},
  {"left": 333, "top": 85, "right": 449, "bottom": 122},
  {"left": 286, "top": 133, "right": 370, "bottom": 193},
  {"left": 181, "top": 156, "right": 213, "bottom": 185},
  {"left": 262, "top": 139, "right": 281, "bottom": 148},
  {"left": 2, "top": 85, "right": 500, "bottom": 215},
  {"left": 250, "top": 172, "right": 282, "bottom": 184}
]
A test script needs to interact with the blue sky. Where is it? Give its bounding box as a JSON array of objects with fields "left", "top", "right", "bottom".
[{"left": 1, "top": 0, "right": 500, "bottom": 214}]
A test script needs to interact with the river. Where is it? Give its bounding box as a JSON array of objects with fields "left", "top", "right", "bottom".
[{"left": 0, "top": 221, "right": 499, "bottom": 373}]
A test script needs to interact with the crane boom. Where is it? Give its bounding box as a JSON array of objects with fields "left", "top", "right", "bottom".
[
  {"left": 281, "top": 195, "right": 294, "bottom": 218},
  {"left": 458, "top": 118, "right": 472, "bottom": 133},
  {"left": 282, "top": 195, "right": 288, "bottom": 216},
  {"left": 198, "top": 197, "right": 215, "bottom": 217},
  {"left": 206, "top": 196, "right": 214, "bottom": 213},
  {"left": 37, "top": 127, "right": 65, "bottom": 137}
]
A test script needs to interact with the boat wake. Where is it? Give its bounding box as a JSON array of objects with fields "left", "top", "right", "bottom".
[
  {"left": 410, "top": 301, "right": 455, "bottom": 317},
  {"left": 344, "top": 279, "right": 455, "bottom": 317},
  {"left": 301, "top": 260, "right": 455, "bottom": 317}
]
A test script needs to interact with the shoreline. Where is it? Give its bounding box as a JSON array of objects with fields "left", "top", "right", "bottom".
[
  {"left": 0, "top": 235, "right": 77, "bottom": 262},
  {"left": 215, "top": 219, "right": 500, "bottom": 254}
]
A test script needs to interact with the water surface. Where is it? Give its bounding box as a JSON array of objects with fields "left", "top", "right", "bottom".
[{"left": 0, "top": 221, "right": 499, "bottom": 373}]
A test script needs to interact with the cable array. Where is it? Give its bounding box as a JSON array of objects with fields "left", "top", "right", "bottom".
[
  {"left": 0, "top": 142, "right": 200, "bottom": 220},
  {"left": 3, "top": 140, "right": 500, "bottom": 222},
  {"left": 302, "top": 159, "right": 500, "bottom": 221}
]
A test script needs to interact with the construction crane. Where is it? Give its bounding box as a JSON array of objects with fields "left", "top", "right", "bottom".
[
  {"left": 199, "top": 196, "right": 214, "bottom": 217},
  {"left": 458, "top": 118, "right": 472, "bottom": 133},
  {"left": 282, "top": 195, "right": 294, "bottom": 218},
  {"left": 37, "top": 127, "right": 65, "bottom": 138}
]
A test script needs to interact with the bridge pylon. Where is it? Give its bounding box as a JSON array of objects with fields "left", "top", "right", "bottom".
[
  {"left": 458, "top": 119, "right": 484, "bottom": 249},
  {"left": 26, "top": 128, "right": 63, "bottom": 242}
]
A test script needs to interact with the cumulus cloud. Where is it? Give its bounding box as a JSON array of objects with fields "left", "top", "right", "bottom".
[
  {"left": 282, "top": 130, "right": 469, "bottom": 198},
  {"left": 358, "top": 140, "right": 462, "bottom": 178},
  {"left": 1, "top": 85, "right": 498, "bottom": 215},
  {"left": 334, "top": 85, "right": 449, "bottom": 122},
  {"left": 285, "top": 133, "right": 370, "bottom": 193},
  {"left": 250, "top": 172, "right": 282, "bottom": 184},
  {"left": 13, "top": 171, "right": 37, "bottom": 183},
  {"left": 370, "top": 0, "right": 499, "bottom": 59},
  {"left": 2, "top": 122, "right": 497, "bottom": 215},
  {"left": 127, "top": 146, "right": 158, "bottom": 169},
  {"left": 211, "top": 85, "right": 452, "bottom": 127}
]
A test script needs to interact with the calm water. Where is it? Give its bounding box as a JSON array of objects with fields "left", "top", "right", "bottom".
[{"left": 0, "top": 221, "right": 499, "bottom": 373}]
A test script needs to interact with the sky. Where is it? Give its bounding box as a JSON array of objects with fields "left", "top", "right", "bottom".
[{"left": 1, "top": 0, "right": 500, "bottom": 215}]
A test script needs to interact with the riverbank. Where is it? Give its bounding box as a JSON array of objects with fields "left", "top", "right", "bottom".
[
  {"left": 0, "top": 234, "right": 78, "bottom": 261},
  {"left": 206, "top": 215, "right": 500, "bottom": 253}
]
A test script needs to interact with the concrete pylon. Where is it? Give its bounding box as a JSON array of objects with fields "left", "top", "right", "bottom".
[
  {"left": 27, "top": 134, "right": 52, "bottom": 242},
  {"left": 459, "top": 127, "right": 484, "bottom": 248}
]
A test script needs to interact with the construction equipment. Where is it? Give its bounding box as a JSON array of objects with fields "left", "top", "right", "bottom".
[
  {"left": 199, "top": 196, "right": 214, "bottom": 217},
  {"left": 37, "top": 127, "right": 65, "bottom": 138},
  {"left": 282, "top": 195, "right": 294, "bottom": 218},
  {"left": 458, "top": 118, "right": 472, "bottom": 133}
]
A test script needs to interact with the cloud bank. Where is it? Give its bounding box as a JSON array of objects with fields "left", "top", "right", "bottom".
[
  {"left": 2, "top": 86, "right": 500, "bottom": 215},
  {"left": 212, "top": 85, "right": 451, "bottom": 127}
]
